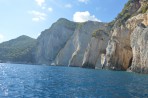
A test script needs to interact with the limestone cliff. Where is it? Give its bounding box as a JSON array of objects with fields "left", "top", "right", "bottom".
[
  {"left": 35, "top": 18, "right": 76, "bottom": 65},
  {"left": 104, "top": 0, "right": 148, "bottom": 73},
  {"left": 130, "top": 25, "right": 148, "bottom": 73},
  {"left": 81, "top": 0, "right": 148, "bottom": 71},
  {"left": 54, "top": 21, "right": 107, "bottom": 67},
  {"left": 35, "top": 18, "right": 107, "bottom": 66},
  {"left": 82, "top": 27, "right": 110, "bottom": 69}
]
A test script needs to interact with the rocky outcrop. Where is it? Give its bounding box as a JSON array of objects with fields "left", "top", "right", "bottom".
[
  {"left": 104, "top": 0, "right": 148, "bottom": 73},
  {"left": 54, "top": 21, "right": 108, "bottom": 66},
  {"left": 105, "top": 25, "right": 133, "bottom": 70},
  {"left": 35, "top": 18, "right": 108, "bottom": 66},
  {"left": 130, "top": 25, "right": 148, "bottom": 73},
  {"left": 35, "top": 18, "right": 76, "bottom": 65},
  {"left": 82, "top": 28, "right": 110, "bottom": 69},
  {"left": 105, "top": 13, "right": 147, "bottom": 71}
]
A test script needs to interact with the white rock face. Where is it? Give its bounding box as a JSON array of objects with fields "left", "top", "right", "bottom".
[
  {"left": 36, "top": 18, "right": 108, "bottom": 66},
  {"left": 101, "top": 54, "right": 106, "bottom": 67},
  {"left": 69, "top": 22, "right": 107, "bottom": 67},
  {"left": 131, "top": 25, "right": 148, "bottom": 73},
  {"left": 105, "top": 12, "right": 148, "bottom": 71},
  {"left": 55, "top": 21, "right": 107, "bottom": 66},
  {"left": 35, "top": 18, "right": 76, "bottom": 65},
  {"left": 82, "top": 29, "right": 109, "bottom": 69},
  {"left": 105, "top": 25, "right": 133, "bottom": 70}
]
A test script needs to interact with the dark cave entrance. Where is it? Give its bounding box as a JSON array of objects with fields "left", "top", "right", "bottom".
[{"left": 128, "top": 57, "right": 133, "bottom": 68}]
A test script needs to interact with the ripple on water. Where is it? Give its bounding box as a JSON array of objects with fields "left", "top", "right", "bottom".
[{"left": 0, "top": 63, "right": 148, "bottom": 98}]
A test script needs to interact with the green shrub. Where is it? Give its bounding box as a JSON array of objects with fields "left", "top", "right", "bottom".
[
  {"left": 76, "top": 23, "right": 84, "bottom": 29},
  {"left": 92, "top": 29, "right": 104, "bottom": 38},
  {"left": 141, "top": 6, "right": 148, "bottom": 13}
]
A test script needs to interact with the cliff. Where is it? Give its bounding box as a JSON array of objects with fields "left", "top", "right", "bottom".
[
  {"left": 35, "top": 18, "right": 109, "bottom": 66},
  {"left": 35, "top": 18, "right": 76, "bottom": 65},
  {"left": 130, "top": 24, "right": 148, "bottom": 73},
  {"left": 70, "top": 0, "right": 148, "bottom": 72},
  {"left": 82, "top": 27, "right": 110, "bottom": 69},
  {"left": 55, "top": 21, "right": 109, "bottom": 67},
  {"left": 104, "top": 0, "right": 148, "bottom": 73}
]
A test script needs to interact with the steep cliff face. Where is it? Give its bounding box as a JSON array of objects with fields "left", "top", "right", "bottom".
[
  {"left": 54, "top": 21, "right": 107, "bottom": 66},
  {"left": 105, "top": 24, "right": 133, "bottom": 70},
  {"left": 68, "top": 22, "right": 107, "bottom": 67},
  {"left": 36, "top": 18, "right": 107, "bottom": 66},
  {"left": 105, "top": 0, "right": 148, "bottom": 72},
  {"left": 82, "top": 27, "right": 110, "bottom": 69},
  {"left": 35, "top": 18, "right": 76, "bottom": 65},
  {"left": 131, "top": 25, "right": 148, "bottom": 73}
]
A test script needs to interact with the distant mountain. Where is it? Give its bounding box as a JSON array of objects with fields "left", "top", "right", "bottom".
[{"left": 0, "top": 35, "right": 36, "bottom": 64}]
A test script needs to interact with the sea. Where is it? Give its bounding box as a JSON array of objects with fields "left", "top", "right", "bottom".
[{"left": 0, "top": 63, "right": 148, "bottom": 98}]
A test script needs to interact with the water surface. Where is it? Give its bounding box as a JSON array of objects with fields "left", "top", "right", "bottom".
[{"left": 0, "top": 63, "right": 148, "bottom": 98}]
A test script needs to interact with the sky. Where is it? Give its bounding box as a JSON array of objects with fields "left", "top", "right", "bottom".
[{"left": 0, "top": 0, "right": 128, "bottom": 43}]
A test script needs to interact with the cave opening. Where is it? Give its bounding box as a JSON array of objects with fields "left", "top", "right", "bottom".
[{"left": 128, "top": 57, "right": 133, "bottom": 68}]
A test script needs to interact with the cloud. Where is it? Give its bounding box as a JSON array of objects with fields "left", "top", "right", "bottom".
[
  {"left": 29, "top": 10, "right": 47, "bottom": 22},
  {"left": 73, "top": 11, "right": 101, "bottom": 22},
  {"left": 0, "top": 34, "right": 4, "bottom": 42},
  {"left": 48, "top": 7, "right": 53, "bottom": 12},
  {"left": 38, "top": 33, "right": 41, "bottom": 36},
  {"left": 78, "top": 0, "right": 89, "bottom": 4},
  {"left": 42, "top": 6, "right": 46, "bottom": 10},
  {"left": 35, "top": 0, "right": 45, "bottom": 7},
  {"left": 65, "top": 4, "right": 72, "bottom": 8}
]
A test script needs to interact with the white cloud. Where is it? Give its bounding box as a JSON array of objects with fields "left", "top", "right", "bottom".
[
  {"left": 73, "top": 11, "right": 101, "bottom": 22},
  {"left": 0, "top": 34, "right": 4, "bottom": 42},
  {"left": 65, "top": 4, "right": 72, "bottom": 8},
  {"left": 42, "top": 6, "right": 46, "bottom": 10},
  {"left": 48, "top": 7, "right": 53, "bottom": 12},
  {"left": 32, "top": 18, "right": 40, "bottom": 22},
  {"left": 35, "top": 0, "right": 45, "bottom": 7},
  {"left": 38, "top": 33, "right": 41, "bottom": 36},
  {"left": 29, "top": 10, "right": 47, "bottom": 22},
  {"left": 78, "top": 0, "right": 89, "bottom": 4}
]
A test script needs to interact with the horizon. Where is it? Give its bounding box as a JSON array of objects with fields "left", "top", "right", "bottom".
[{"left": 0, "top": 0, "right": 128, "bottom": 43}]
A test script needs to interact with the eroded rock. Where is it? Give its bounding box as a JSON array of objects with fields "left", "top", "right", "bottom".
[
  {"left": 82, "top": 29, "right": 109, "bottom": 69},
  {"left": 130, "top": 24, "right": 148, "bottom": 73}
]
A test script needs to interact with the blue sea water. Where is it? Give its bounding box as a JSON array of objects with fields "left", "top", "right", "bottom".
[{"left": 0, "top": 63, "right": 148, "bottom": 98}]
